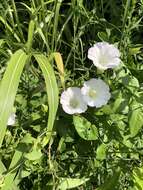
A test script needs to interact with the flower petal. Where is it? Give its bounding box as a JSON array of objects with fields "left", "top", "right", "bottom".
[
  {"left": 60, "top": 87, "right": 87, "bottom": 114},
  {"left": 7, "top": 113, "right": 16, "bottom": 126},
  {"left": 88, "top": 42, "right": 121, "bottom": 70},
  {"left": 81, "top": 78, "right": 111, "bottom": 107}
]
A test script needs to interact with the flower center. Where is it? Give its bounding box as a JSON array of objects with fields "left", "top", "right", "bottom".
[
  {"left": 99, "top": 54, "right": 108, "bottom": 66},
  {"left": 69, "top": 98, "right": 79, "bottom": 108},
  {"left": 88, "top": 89, "right": 96, "bottom": 99}
]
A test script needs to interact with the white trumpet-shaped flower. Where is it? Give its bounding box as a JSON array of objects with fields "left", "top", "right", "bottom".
[
  {"left": 88, "top": 42, "right": 120, "bottom": 70},
  {"left": 7, "top": 113, "right": 16, "bottom": 126},
  {"left": 81, "top": 78, "right": 111, "bottom": 107},
  {"left": 60, "top": 87, "right": 87, "bottom": 114}
]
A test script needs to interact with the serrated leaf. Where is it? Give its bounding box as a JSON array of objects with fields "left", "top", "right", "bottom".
[
  {"left": 57, "top": 177, "right": 89, "bottom": 190},
  {"left": 73, "top": 116, "right": 98, "bottom": 140},
  {"left": 0, "top": 49, "right": 29, "bottom": 147}
]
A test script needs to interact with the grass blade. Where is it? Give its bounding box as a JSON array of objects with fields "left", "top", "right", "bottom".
[
  {"left": 34, "top": 54, "right": 59, "bottom": 146},
  {"left": 0, "top": 16, "right": 20, "bottom": 42},
  {"left": 51, "top": 0, "right": 62, "bottom": 51},
  {"left": 1, "top": 150, "right": 23, "bottom": 190},
  {"left": 0, "top": 160, "right": 6, "bottom": 174},
  {"left": 0, "top": 49, "right": 29, "bottom": 147}
]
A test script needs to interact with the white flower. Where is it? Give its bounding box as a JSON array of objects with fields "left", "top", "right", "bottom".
[
  {"left": 7, "top": 113, "right": 16, "bottom": 126},
  {"left": 81, "top": 78, "right": 111, "bottom": 107},
  {"left": 88, "top": 42, "right": 120, "bottom": 70},
  {"left": 40, "top": 22, "right": 44, "bottom": 28},
  {"left": 60, "top": 87, "right": 87, "bottom": 114}
]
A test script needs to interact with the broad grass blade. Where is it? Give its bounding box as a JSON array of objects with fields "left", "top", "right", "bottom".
[
  {"left": 0, "top": 49, "right": 29, "bottom": 147},
  {"left": 34, "top": 54, "right": 59, "bottom": 146}
]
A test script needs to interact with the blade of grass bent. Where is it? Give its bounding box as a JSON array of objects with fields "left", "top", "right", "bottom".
[
  {"left": 0, "top": 49, "right": 29, "bottom": 147},
  {"left": 34, "top": 54, "right": 59, "bottom": 146}
]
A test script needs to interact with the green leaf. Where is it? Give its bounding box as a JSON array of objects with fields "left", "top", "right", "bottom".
[
  {"left": 57, "top": 177, "right": 89, "bottom": 190},
  {"left": 97, "top": 31, "right": 108, "bottom": 41},
  {"left": 129, "top": 46, "right": 142, "bottom": 55},
  {"left": 1, "top": 150, "right": 23, "bottom": 190},
  {"left": 34, "top": 54, "right": 59, "bottom": 146},
  {"left": 117, "top": 69, "right": 139, "bottom": 93},
  {"left": 0, "top": 16, "right": 20, "bottom": 42},
  {"left": 0, "top": 49, "right": 29, "bottom": 147},
  {"left": 96, "top": 144, "right": 107, "bottom": 160},
  {"left": 123, "top": 75, "right": 139, "bottom": 91},
  {"left": 53, "top": 52, "right": 65, "bottom": 88},
  {"left": 25, "top": 149, "right": 43, "bottom": 161},
  {"left": 0, "top": 39, "right": 5, "bottom": 47},
  {"left": 97, "top": 167, "right": 121, "bottom": 190},
  {"left": 36, "top": 28, "right": 50, "bottom": 51},
  {"left": 21, "top": 133, "right": 35, "bottom": 144},
  {"left": 111, "top": 91, "right": 129, "bottom": 114},
  {"left": 129, "top": 107, "right": 143, "bottom": 137},
  {"left": 0, "top": 160, "right": 6, "bottom": 174},
  {"left": 132, "top": 166, "right": 143, "bottom": 190},
  {"left": 0, "top": 156, "right": 20, "bottom": 190},
  {"left": 20, "top": 170, "right": 31, "bottom": 178},
  {"left": 73, "top": 116, "right": 98, "bottom": 140}
]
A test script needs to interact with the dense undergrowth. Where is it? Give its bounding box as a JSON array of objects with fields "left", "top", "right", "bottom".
[{"left": 0, "top": 0, "right": 143, "bottom": 189}]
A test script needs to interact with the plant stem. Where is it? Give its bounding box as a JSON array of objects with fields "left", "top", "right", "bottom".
[
  {"left": 51, "top": 0, "right": 62, "bottom": 52},
  {"left": 26, "top": 20, "right": 35, "bottom": 52}
]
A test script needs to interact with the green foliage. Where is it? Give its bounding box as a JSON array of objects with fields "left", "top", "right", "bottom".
[
  {"left": 34, "top": 54, "right": 59, "bottom": 146},
  {"left": 0, "top": 49, "right": 29, "bottom": 147},
  {"left": 96, "top": 144, "right": 107, "bottom": 161},
  {"left": 1, "top": 150, "right": 23, "bottom": 190},
  {"left": 97, "top": 167, "right": 121, "bottom": 190},
  {"left": 57, "top": 177, "right": 89, "bottom": 190},
  {"left": 73, "top": 116, "right": 98, "bottom": 140},
  {"left": 129, "top": 102, "right": 143, "bottom": 137},
  {"left": 132, "top": 166, "right": 143, "bottom": 190},
  {"left": 0, "top": 0, "right": 143, "bottom": 189}
]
